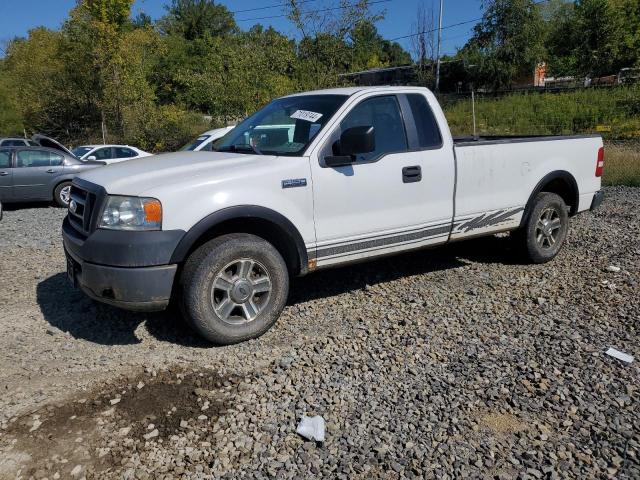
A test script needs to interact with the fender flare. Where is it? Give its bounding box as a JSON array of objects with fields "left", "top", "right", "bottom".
[
  {"left": 520, "top": 170, "right": 579, "bottom": 227},
  {"left": 169, "top": 205, "right": 309, "bottom": 275}
]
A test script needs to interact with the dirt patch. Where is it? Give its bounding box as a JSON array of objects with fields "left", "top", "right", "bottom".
[
  {"left": 0, "top": 367, "right": 238, "bottom": 479},
  {"left": 480, "top": 412, "right": 529, "bottom": 434}
]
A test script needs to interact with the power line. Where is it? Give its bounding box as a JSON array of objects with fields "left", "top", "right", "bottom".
[
  {"left": 231, "top": 0, "right": 320, "bottom": 14},
  {"left": 389, "top": 0, "right": 551, "bottom": 43},
  {"left": 236, "top": 0, "right": 391, "bottom": 22}
]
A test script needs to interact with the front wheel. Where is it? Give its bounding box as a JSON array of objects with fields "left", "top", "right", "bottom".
[
  {"left": 179, "top": 233, "right": 289, "bottom": 345},
  {"left": 54, "top": 181, "right": 72, "bottom": 207},
  {"left": 521, "top": 192, "right": 569, "bottom": 263}
]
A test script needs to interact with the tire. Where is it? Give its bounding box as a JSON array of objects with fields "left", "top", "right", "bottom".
[
  {"left": 179, "top": 233, "right": 289, "bottom": 345},
  {"left": 54, "top": 181, "right": 72, "bottom": 207},
  {"left": 521, "top": 192, "right": 569, "bottom": 263}
]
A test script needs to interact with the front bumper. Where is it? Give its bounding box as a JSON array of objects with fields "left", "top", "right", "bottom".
[
  {"left": 65, "top": 247, "right": 177, "bottom": 311},
  {"left": 590, "top": 190, "right": 604, "bottom": 211},
  {"left": 62, "top": 216, "right": 183, "bottom": 312}
]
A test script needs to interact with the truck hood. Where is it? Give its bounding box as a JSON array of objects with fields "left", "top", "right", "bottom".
[{"left": 76, "top": 151, "right": 273, "bottom": 196}]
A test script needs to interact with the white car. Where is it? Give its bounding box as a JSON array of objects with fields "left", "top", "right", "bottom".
[
  {"left": 72, "top": 145, "right": 152, "bottom": 164},
  {"left": 64, "top": 86, "right": 604, "bottom": 345},
  {"left": 180, "top": 127, "right": 235, "bottom": 151}
]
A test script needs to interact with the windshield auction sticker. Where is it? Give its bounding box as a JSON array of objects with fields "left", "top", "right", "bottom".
[{"left": 290, "top": 110, "right": 323, "bottom": 123}]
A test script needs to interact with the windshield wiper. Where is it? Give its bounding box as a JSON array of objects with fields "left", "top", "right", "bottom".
[{"left": 216, "top": 144, "right": 262, "bottom": 155}]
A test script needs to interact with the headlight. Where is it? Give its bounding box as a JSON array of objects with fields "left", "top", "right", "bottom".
[{"left": 98, "top": 196, "right": 162, "bottom": 231}]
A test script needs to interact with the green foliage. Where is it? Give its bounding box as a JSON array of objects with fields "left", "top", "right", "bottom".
[
  {"left": 461, "top": 0, "right": 546, "bottom": 89},
  {"left": 159, "top": 0, "right": 237, "bottom": 40},
  {"left": 350, "top": 21, "right": 412, "bottom": 71},
  {"left": 0, "top": 0, "right": 407, "bottom": 148},
  {"left": 85, "top": 0, "right": 133, "bottom": 28}
]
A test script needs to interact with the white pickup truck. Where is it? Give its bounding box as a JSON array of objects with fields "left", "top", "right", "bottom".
[{"left": 62, "top": 86, "right": 604, "bottom": 344}]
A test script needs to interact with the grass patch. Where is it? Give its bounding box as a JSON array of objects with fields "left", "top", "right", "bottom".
[
  {"left": 440, "top": 85, "right": 640, "bottom": 139},
  {"left": 603, "top": 144, "right": 640, "bottom": 187}
]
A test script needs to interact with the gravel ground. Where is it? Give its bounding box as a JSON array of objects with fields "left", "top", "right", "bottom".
[{"left": 0, "top": 187, "right": 638, "bottom": 479}]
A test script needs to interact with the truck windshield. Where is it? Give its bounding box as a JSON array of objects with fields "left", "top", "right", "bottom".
[{"left": 214, "top": 94, "right": 348, "bottom": 156}]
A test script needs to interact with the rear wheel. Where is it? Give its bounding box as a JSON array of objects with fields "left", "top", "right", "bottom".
[
  {"left": 521, "top": 192, "right": 569, "bottom": 263},
  {"left": 179, "top": 233, "right": 289, "bottom": 345},
  {"left": 54, "top": 181, "right": 72, "bottom": 207}
]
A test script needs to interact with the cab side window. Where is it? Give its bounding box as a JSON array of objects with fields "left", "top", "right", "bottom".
[{"left": 339, "top": 95, "right": 408, "bottom": 162}]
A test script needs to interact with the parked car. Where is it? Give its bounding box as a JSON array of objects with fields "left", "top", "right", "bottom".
[
  {"left": 618, "top": 67, "right": 640, "bottom": 85},
  {"left": 180, "top": 126, "right": 235, "bottom": 151},
  {"left": 0, "top": 137, "right": 40, "bottom": 147},
  {"left": 63, "top": 86, "right": 604, "bottom": 345},
  {"left": 0, "top": 136, "right": 104, "bottom": 207},
  {"left": 71, "top": 145, "right": 152, "bottom": 164}
]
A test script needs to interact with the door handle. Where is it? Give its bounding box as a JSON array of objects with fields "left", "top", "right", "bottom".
[
  {"left": 402, "top": 165, "right": 422, "bottom": 183},
  {"left": 46, "top": 169, "right": 56, "bottom": 173},
  {"left": 0, "top": 171, "right": 8, "bottom": 176}
]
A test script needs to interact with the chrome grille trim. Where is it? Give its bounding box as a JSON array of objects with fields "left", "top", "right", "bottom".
[{"left": 68, "top": 185, "right": 96, "bottom": 236}]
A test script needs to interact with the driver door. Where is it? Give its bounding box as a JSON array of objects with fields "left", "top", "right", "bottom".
[{"left": 309, "top": 93, "right": 454, "bottom": 266}]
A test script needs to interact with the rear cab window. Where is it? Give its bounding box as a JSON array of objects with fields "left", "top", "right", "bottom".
[{"left": 404, "top": 93, "right": 443, "bottom": 149}]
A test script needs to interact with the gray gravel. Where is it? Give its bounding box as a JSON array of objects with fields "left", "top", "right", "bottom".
[{"left": 0, "top": 188, "right": 638, "bottom": 479}]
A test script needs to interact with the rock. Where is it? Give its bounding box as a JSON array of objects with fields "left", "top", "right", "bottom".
[
  {"left": 29, "top": 419, "right": 42, "bottom": 432},
  {"left": 143, "top": 429, "right": 159, "bottom": 440},
  {"left": 70, "top": 465, "right": 82, "bottom": 478},
  {"left": 606, "top": 265, "right": 621, "bottom": 272}
]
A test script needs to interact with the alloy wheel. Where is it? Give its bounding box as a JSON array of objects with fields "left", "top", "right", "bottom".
[{"left": 211, "top": 258, "right": 272, "bottom": 325}]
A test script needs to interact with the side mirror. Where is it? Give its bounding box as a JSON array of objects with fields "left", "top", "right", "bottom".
[
  {"left": 324, "top": 126, "right": 375, "bottom": 167},
  {"left": 86, "top": 155, "right": 97, "bottom": 161}
]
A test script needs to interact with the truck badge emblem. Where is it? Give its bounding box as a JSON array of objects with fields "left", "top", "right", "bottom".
[{"left": 282, "top": 178, "right": 307, "bottom": 189}]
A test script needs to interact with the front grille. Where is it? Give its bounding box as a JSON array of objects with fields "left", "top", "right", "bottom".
[{"left": 68, "top": 184, "right": 97, "bottom": 236}]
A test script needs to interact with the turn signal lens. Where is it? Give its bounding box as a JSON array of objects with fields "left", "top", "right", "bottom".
[
  {"left": 595, "top": 147, "right": 604, "bottom": 177},
  {"left": 143, "top": 199, "right": 162, "bottom": 223}
]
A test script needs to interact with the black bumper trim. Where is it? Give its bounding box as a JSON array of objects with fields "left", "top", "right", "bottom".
[
  {"left": 590, "top": 190, "right": 604, "bottom": 211},
  {"left": 66, "top": 248, "right": 177, "bottom": 312},
  {"left": 63, "top": 216, "right": 185, "bottom": 267}
]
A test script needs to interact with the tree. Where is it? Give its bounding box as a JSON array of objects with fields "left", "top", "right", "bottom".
[
  {"left": 1, "top": 28, "right": 67, "bottom": 137},
  {"left": 350, "top": 21, "right": 411, "bottom": 71},
  {"left": 461, "top": 0, "right": 546, "bottom": 89},
  {"left": 286, "top": 0, "right": 388, "bottom": 88},
  {"left": 159, "top": 0, "right": 237, "bottom": 40},
  {"left": 410, "top": 2, "right": 437, "bottom": 86}
]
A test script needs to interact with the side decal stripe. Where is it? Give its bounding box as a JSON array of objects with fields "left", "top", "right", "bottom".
[
  {"left": 317, "top": 233, "right": 450, "bottom": 262},
  {"left": 315, "top": 224, "right": 452, "bottom": 258},
  {"left": 456, "top": 207, "right": 524, "bottom": 233}
]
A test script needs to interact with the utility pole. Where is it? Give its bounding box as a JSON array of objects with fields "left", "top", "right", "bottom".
[{"left": 435, "top": 0, "right": 443, "bottom": 91}]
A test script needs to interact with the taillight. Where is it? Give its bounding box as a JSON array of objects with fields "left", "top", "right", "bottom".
[{"left": 595, "top": 147, "right": 604, "bottom": 177}]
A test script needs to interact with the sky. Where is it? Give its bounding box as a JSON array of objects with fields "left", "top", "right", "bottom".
[{"left": 0, "top": 0, "right": 482, "bottom": 57}]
